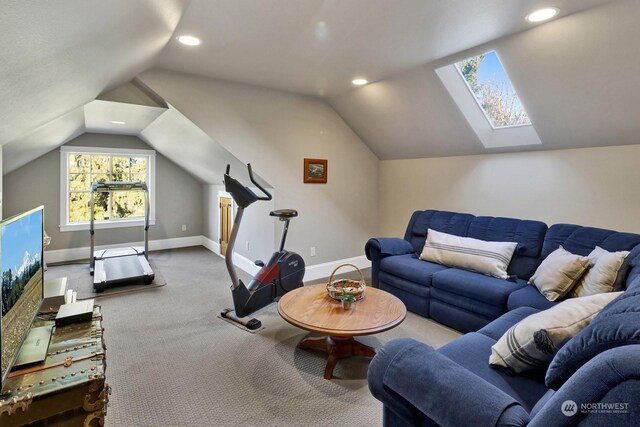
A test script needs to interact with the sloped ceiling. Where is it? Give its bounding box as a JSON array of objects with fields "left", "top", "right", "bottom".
[
  {"left": 158, "top": 0, "right": 614, "bottom": 97},
  {"left": 139, "top": 104, "right": 262, "bottom": 187},
  {"left": 2, "top": 0, "right": 638, "bottom": 172},
  {"left": 0, "top": 0, "right": 188, "bottom": 148},
  {"left": 329, "top": 0, "right": 640, "bottom": 159}
]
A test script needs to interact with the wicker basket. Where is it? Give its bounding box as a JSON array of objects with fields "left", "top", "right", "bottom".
[{"left": 326, "top": 263, "right": 366, "bottom": 301}]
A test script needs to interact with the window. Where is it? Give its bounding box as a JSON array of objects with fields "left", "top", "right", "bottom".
[
  {"left": 455, "top": 51, "right": 530, "bottom": 128},
  {"left": 60, "top": 147, "right": 156, "bottom": 231},
  {"left": 435, "top": 50, "right": 542, "bottom": 149}
]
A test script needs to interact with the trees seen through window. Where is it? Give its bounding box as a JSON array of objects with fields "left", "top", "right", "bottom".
[
  {"left": 68, "top": 153, "right": 148, "bottom": 223},
  {"left": 456, "top": 51, "right": 531, "bottom": 128}
]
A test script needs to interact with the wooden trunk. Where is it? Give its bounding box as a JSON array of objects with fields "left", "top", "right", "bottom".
[{"left": 0, "top": 307, "right": 108, "bottom": 427}]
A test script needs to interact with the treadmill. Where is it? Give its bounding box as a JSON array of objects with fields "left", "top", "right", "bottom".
[{"left": 89, "top": 181, "right": 155, "bottom": 292}]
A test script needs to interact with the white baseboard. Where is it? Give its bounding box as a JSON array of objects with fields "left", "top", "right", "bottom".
[
  {"left": 201, "top": 236, "right": 220, "bottom": 254},
  {"left": 230, "top": 252, "right": 262, "bottom": 276},
  {"left": 304, "top": 255, "right": 370, "bottom": 282},
  {"left": 45, "top": 235, "right": 204, "bottom": 264},
  {"left": 230, "top": 252, "right": 369, "bottom": 282},
  {"left": 200, "top": 236, "right": 369, "bottom": 282},
  {"left": 201, "top": 236, "right": 261, "bottom": 275},
  {"left": 48, "top": 234, "right": 371, "bottom": 282}
]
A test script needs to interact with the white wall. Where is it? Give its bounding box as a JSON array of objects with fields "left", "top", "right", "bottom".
[
  {"left": 140, "top": 69, "right": 379, "bottom": 264},
  {"left": 380, "top": 145, "right": 640, "bottom": 237}
]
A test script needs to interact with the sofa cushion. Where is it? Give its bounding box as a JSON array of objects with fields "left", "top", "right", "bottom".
[
  {"left": 478, "top": 306, "right": 540, "bottom": 341},
  {"left": 546, "top": 290, "right": 638, "bottom": 390},
  {"left": 404, "top": 210, "right": 475, "bottom": 253},
  {"left": 379, "top": 272, "right": 431, "bottom": 299},
  {"left": 508, "top": 285, "right": 558, "bottom": 311},
  {"left": 467, "top": 216, "right": 547, "bottom": 259},
  {"left": 490, "top": 292, "right": 622, "bottom": 374},
  {"left": 438, "top": 332, "right": 548, "bottom": 411},
  {"left": 379, "top": 273, "right": 430, "bottom": 318},
  {"left": 625, "top": 245, "right": 640, "bottom": 288},
  {"left": 420, "top": 229, "right": 517, "bottom": 279},
  {"left": 529, "top": 246, "right": 590, "bottom": 301},
  {"left": 542, "top": 224, "right": 640, "bottom": 258},
  {"left": 430, "top": 289, "right": 505, "bottom": 320},
  {"left": 379, "top": 254, "right": 447, "bottom": 287},
  {"left": 431, "top": 268, "right": 527, "bottom": 308},
  {"left": 404, "top": 210, "right": 548, "bottom": 279}
]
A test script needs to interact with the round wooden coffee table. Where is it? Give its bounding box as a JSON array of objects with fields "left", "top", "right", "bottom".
[{"left": 277, "top": 284, "right": 406, "bottom": 379}]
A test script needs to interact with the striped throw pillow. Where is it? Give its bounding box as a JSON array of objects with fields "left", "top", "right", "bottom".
[
  {"left": 419, "top": 229, "right": 517, "bottom": 279},
  {"left": 489, "top": 291, "right": 622, "bottom": 374}
]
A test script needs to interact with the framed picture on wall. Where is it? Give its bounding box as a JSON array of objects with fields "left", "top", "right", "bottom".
[{"left": 303, "top": 158, "right": 328, "bottom": 183}]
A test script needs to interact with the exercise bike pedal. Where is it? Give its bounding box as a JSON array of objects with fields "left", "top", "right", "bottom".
[{"left": 221, "top": 308, "right": 263, "bottom": 330}]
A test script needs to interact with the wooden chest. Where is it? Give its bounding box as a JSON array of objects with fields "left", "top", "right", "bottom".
[{"left": 0, "top": 307, "right": 108, "bottom": 426}]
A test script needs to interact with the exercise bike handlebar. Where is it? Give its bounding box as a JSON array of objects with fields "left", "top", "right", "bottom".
[
  {"left": 247, "top": 163, "right": 272, "bottom": 201},
  {"left": 226, "top": 163, "right": 272, "bottom": 201}
]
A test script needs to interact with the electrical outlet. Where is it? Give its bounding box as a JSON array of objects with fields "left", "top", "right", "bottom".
[
  {"left": 246, "top": 241, "right": 250, "bottom": 251},
  {"left": 181, "top": 224, "right": 187, "bottom": 232},
  {"left": 310, "top": 247, "right": 316, "bottom": 257}
]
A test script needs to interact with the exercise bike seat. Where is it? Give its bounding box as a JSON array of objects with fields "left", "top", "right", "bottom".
[{"left": 269, "top": 209, "right": 298, "bottom": 219}]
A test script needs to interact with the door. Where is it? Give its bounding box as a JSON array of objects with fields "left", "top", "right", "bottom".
[{"left": 219, "top": 197, "right": 233, "bottom": 256}]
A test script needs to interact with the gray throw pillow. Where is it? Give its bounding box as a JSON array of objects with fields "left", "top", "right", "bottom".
[
  {"left": 489, "top": 291, "right": 622, "bottom": 374},
  {"left": 528, "top": 246, "right": 590, "bottom": 301}
]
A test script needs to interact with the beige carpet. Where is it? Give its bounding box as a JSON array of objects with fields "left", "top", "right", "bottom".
[
  {"left": 47, "top": 261, "right": 166, "bottom": 300},
  {"left": 47, "top": 246, "right": 460, "bottom": 427}
]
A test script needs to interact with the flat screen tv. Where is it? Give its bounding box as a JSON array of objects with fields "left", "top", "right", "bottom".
[{"left": 0, "top": 206, "right": 44, "bottom": 389}]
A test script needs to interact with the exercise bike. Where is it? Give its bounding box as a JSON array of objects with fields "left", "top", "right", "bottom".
[{"left": 221, "top": 163, "right": 305, "bottom": 329}]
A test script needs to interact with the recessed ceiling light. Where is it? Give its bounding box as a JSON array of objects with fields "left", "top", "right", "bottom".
[
  {"left": 526, "top": 7, "right": 559, "bottom": 23},
  {"left": 110, "top": 120, "right": 126, "bottom": 125},
  {"left": 177, "top": 35, "right": 201, "bottom": 46},
  {"left": 315, "top": 21, "right": 329, "bottom": 40},
  {"left": 352, "top": 78, "right": 368, "bottom": 86}
]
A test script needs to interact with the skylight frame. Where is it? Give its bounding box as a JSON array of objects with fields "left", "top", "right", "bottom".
[
  {"left": 435, "top": 49, "right": 542, "bottom": 149},
  {"left": 453, "top": 52, "right": 531, "bottom": 131}
]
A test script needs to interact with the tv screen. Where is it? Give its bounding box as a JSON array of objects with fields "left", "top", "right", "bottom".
[{"left": 1, "top": 206, "right": 44, "bottom": 387}]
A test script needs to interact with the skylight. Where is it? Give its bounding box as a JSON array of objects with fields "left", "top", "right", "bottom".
[
  {"left": 435, "top": 50, "right": 541, "bottom": 149},
  {"left": 455, "top": 51, "right": 530, "bottom": 129}
]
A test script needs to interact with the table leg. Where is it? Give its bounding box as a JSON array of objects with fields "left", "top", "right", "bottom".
[{"left": 298, "top": 335, "right": 376, "bottom": 380}]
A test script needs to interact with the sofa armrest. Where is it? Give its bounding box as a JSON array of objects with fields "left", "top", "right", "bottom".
[
  {"left": 365, "top": 238, "right": 415, "bottom": 287},
  {"left": 529, "top": 345, "right": 640, "bottom": 426},
  {"left": 365, "top": 237, "right": 415, "bottom": 259},
  {"left": 368, "top": 338, "right": 529, "bottom": 427}
]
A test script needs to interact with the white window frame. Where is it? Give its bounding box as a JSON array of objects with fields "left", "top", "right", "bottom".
[
  {"left": 435, "top": 51, "right": 542, "bottom": 149},
  {"left": 59, "top": 146, "right": 156, "bottom": 232}
]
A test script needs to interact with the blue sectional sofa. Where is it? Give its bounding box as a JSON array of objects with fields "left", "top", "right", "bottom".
[
  {"left": 365, "top": 210, "right": 548, "bottom": 332},
  {"left": 366, "top": 210, "right": 640, "bottom": 426}
]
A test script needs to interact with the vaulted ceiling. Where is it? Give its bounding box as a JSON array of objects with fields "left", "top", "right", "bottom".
[
  {"left": 2, "top": 0, "right": 637, "bottom": 174},
  {"left": 158, "top": 0, "right": 615, "bottom": 97}
]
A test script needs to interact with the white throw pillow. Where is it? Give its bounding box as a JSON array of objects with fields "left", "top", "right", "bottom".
[
  {"left": 528, "top": 246, "right": 590, "bottom": 301},
  {"left": 489, "top": 291, "right": 622, "bottom": 374},
  {"left": 570, "top": 246, "right": 630, "bottom": 297},
  {"left": 420, "top": 229, "right": 517, "bottom": 279}
]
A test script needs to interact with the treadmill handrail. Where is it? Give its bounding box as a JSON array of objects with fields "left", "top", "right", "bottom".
[
  {"left": 90, "top": 181, "right": 148, "bottom": 192},
  {"left": 90, "top": 180, "right": 151, "bottom": 270}
]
